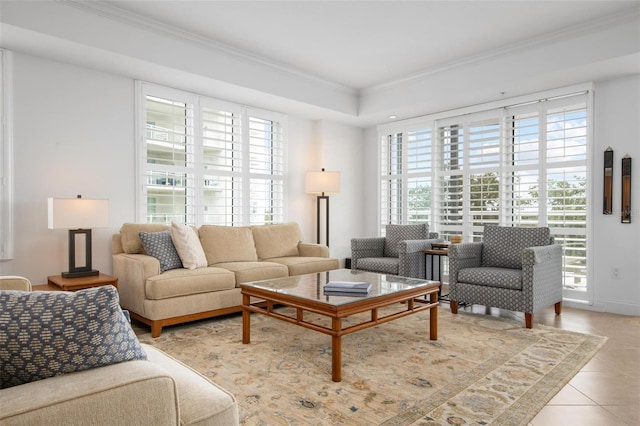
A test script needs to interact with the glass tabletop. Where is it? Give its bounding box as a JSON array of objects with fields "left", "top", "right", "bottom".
[{"left": 241, "top": 269, "right": 438, "bottom": 306}]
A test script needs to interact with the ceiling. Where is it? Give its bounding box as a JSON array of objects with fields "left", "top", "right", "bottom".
[
  {"left": 104, "top": 0, "right": 640, "bottom": 90},
  {"left": 1, "top": 0, "right": 639, "bottom": 126}
]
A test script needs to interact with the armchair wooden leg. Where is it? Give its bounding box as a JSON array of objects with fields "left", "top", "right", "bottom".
[
  {"left": 555, "top": 301, "right": 562, "bottom": 315},
  {"left": 450, "top": 300, "right": 458, "bottom": 314},
  {"left": 525, "top": 313, "right": 533, "bottom": 329}
]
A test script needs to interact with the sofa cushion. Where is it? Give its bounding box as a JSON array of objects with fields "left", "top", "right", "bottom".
[
  {"left": 384, "top": 224, "right": 428, "bottom": 258},
  {"left": 144, "top": 267, "right": 237, "bottom": 300},
  {"left": 0, "top": 286, "right": 147, "bottom": 389},
  {"left": 199, "top": 225, "right": 258, "bottom": 265},
  {"left": 482, "top": 226, "right": 551, "bottom": 269},
  {"left": 458, "top": 267, "right": 523, "bottom": 290},
  {"left": 213, "top": 261, "right": 289, "bottom": 285},
  {"left": 251, "top": 223, "right": 302, "bottom": 260},
  {"left": 269, "top": 256, "right": 340, "bottom": 276},
  {"left": 139, "top": 230, "right": 183, "bottom": 272},
  {"left": 120, "top": 223, "right": 169, "bottom": 254},
  {"left": 171, "top": 222, "right": 208, "bottom": 270}
]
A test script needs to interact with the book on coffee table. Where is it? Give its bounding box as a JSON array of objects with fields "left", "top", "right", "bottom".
[{"left": 323, "top": 281, "right": 372, "bottom": 294}]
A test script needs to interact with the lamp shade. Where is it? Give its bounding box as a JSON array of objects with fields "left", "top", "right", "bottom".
[
  {"left": 305, "top": 171, "right": 341, "bottom": 194},
  {"left": 48, "top": 197, "right": 109, "bottom": 229}
]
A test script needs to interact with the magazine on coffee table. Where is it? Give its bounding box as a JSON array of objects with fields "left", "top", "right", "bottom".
[{"left": 323, "top": 281, "right": 372, "bottom": 295}]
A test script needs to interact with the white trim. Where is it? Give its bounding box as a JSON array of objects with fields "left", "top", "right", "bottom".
[
  {"left": 0, "top": 49, "right": 14, "bottom": 260},
  {"left": 364, "top": 9, "right": 636, "bottom": 95},
  {"left": 135, "top": 81, "right": 287, "bottom": 226},
  {"left": 64, "top": 0, "right": 356, "bottom": 96},
  {"left": 585, "top": 88, "right": 596, "bottom": 306},
  {"left": 378, "top": 84, "right": 592, "bottom": 300},
  {"left": 378, "top": 83, "right": 594, "bottom": 132}
]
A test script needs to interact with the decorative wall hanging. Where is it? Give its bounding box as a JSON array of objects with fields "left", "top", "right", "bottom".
[
  {"left": 621, "top": 154, "right": 632, "bottom": 223},
  {"left": 603, "top": 147, "right": 613, "bottom": 214}
]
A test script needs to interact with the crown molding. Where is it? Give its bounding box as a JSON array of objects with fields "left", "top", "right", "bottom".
[
  {"left": 362, "top": 7, "right": 640, "bottom": 96},
  {"left": 61, "top": 0, "right": 357, "bottom": 97}
]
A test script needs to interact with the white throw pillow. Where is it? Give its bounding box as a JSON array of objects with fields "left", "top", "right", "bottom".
[{"left": 170, "top": 222, "right": 208, "bottom": 270}]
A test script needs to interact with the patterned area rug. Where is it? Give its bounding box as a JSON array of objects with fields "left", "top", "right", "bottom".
[{"left": 136, "top": 306, "right": 606, "bottom": 425}]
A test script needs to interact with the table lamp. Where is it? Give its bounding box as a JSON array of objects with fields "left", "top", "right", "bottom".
[
  {"left": 48, "top": 195, "right": 109, "bottom": 278},
  {"left": 305, "top": 169, "right": 340, "bottom": 246}
]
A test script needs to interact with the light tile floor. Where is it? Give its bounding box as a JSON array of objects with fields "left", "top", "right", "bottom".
[{"left": 446, "top": 298, "right": 640, "bottom": 426}]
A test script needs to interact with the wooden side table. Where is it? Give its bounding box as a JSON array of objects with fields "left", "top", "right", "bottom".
[{"left": 33, "top": 273, "right": 118, "bottom": 292}]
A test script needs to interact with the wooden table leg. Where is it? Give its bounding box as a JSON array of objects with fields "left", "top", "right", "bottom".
[
  {"left": 429, "top": 290, "right": 438, "bottom": 341},
  {"left": 242, "top": 293, "right": 250, "bottom": 344},
  {"left": 331, "top": 317, "right": 342, "bottom": 382}
]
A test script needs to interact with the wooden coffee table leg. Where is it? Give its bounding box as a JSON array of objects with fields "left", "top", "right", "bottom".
[
  {"left": 429, "top": 290, "right": 438, "bottom": 340},
  {"left": 242, "top": 293, "right": 250, "bottom": 344},
  {"left": 331, "top": 317, "right": 342, "bottom": 382}
]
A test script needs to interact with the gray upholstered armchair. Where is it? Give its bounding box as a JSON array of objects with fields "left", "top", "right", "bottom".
[
  {"left": 351, "top": 224, "right": 440, "bottom": 279},
  {"left": 448, "top": 225, "right": 562, "bottom": 328}
]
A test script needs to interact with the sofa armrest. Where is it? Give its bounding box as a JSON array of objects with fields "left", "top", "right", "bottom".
[
  {"left": 143, "top": 344, "right": 239, "bottom": 425},
  {"left": 397, "top": 238, "right": 443, "bottom": 279},
  {"left": 522, "top": 244, "right": 563, "bottom": 308},
  {"left": 298, "top": 242, "right": 329, "bottom": 258},
  {"left": 0, "top": 360, "right": 179, "bottom": 426},
  {"left": 113, "top": 253, "right": 161, "bottom": 315},
  {"left": 399, "top": 238, "right": 442, "bottom": 254},
  {"left": 350, "top": 237, "right": 385, "bottom": 270},
  {"left": 523, "top": 244, "right": 562, "bottom": 266},
  {"left": 448, "top": 242, "right": 483, "bottom": 287}
]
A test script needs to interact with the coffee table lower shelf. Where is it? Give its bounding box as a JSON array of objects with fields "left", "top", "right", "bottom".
[{"left": 241, "top": 284, "right": 439, "bottom": 382}]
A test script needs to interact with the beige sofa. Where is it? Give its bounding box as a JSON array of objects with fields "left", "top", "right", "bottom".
[
  {"left": 113, "top": 222, "right": 339, "bottom": 337},
  {"left": 1, "top": 285, "right": 238, "bottom": 425},
  {"left": 0, "top": 343, "right": 239, "bottom": 426}
]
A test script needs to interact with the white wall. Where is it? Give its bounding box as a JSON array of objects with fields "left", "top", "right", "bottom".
[
  {"left": 1, "top": 53, "right": 135, "bottom": 282},
  {"left": 0, "top": 52, "right": 364, "bottom": 282},
  {"left": 312, "top": 121, "right": 366, "bottom": 264},
  {"left": 589, "top": 75, "right": 640, "bottom": 315},
  {"left": 2, "top": 51, "right": 637, "bottom": 316}
]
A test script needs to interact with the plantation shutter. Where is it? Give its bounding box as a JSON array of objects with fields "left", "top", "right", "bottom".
[
  {"left": 380, "top": 131, "right": 404, "bottom": 232},
  {"left": 434, "top": 120, "right": 465, "bottom": 239},
  {"left": 247, "top": 110, "right": 285, "bottom": 224},
  {"left": 378, "top": 87, "right": 589, "bottom": 296},
  {"left": 201, "top": 100, "right": 243, "bottom": 225},
  {"left": 406, "top": 128, "right": 433, "bottom": 224},
  {"left": 467, "top": 116, "right": 502, "bottom": 228},
  {"left": 143, "top": 92, "right": 196, "bottom": 224},
  {"left": 137, "top": 82, "right": 287, "bottom": 227}
]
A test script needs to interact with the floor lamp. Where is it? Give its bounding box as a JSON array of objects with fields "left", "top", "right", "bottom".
[
  {"left": 48, "top": 195, "right": 109, "bottom": 278},
  {"left": 305, "top": 169, "right": 340, "bottom": 246}
]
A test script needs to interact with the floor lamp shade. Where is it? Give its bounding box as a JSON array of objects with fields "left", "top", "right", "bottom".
[
  {"left": 305, "top": 170, "right": 340, "bottom": 246},
  {"left": 305, "top": 171, "right": 341, "bottom": 195},
  {"left": 48, "top": 196, "right": 109, "bottom": 278}
]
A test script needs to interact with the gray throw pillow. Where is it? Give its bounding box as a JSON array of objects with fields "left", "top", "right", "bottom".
[
  {"left": 0, "top": 286, "right": 147, "bottom": 389},
  {"left": 139, "top": 230, "right": 183, "bottom": 272}
]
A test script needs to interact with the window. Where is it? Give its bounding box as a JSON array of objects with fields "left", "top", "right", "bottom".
[
  {"left": 0, "top": 49, "right": 13, "bottom": 260},
  {"left": 378, "top": 88, "right": 590, "bottom": 299},
  {"left": 137, "top": 83, "right": 286, "bottom": 226}
]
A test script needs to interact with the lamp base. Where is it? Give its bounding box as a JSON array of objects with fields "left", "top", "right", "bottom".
[{"left": 62, "top": 269, "right": 100, "bottom": 279}]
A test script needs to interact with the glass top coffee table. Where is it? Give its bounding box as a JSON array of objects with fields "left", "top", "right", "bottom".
[{"left": 240, "top": 269, "right": 440, "bottom": 382}]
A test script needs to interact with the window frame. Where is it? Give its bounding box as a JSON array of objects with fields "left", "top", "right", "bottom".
[
  {"left": 135, "top": 81, "right": 287, "bottom": 226},
  {"left": 0, "top": 49, "right": 14, "bottom": 260},
  {"left": 377, "top": 84, "right": 594, "bottom": 303}
]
